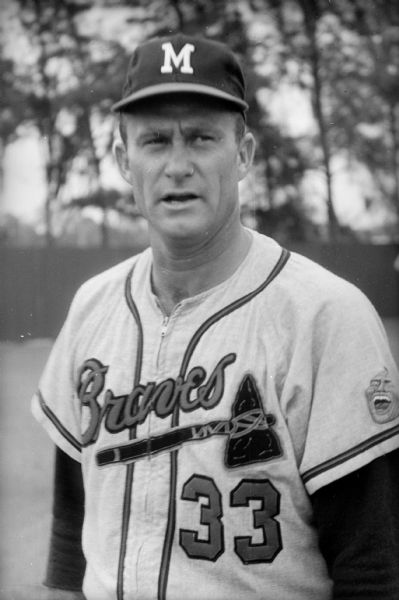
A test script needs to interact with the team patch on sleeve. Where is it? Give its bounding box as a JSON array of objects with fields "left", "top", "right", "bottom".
[{"left": 365, "top": 367, "right": 399, "bottom": 424}]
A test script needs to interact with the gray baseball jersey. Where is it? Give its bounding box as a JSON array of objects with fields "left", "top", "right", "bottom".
[{"left": 32, "top": 230, "right": 399, "bottom": 600}]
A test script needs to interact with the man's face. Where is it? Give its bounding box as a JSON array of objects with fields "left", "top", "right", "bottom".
[{"left": 115, "top": 96, "right": 254, "bottom": 246}]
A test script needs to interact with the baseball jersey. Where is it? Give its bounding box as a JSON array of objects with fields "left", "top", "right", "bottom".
[{"left": 32, "top": 230, "right": 399, "bottom": 600}]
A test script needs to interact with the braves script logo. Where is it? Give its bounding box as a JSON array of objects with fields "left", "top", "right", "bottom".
[
  {"left": 77, "top": 355, "right": 283, "bottom": 469},
  {"left": 160, "top": 42, "right": 195, "bottom": 74},
  {"left": 78, "top": 354, "right": 236, "bottom": 446}
]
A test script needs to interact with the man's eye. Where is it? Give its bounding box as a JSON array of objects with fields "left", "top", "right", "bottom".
[
  {"left": 145, "top": 136, "right": 167, "bottom": 146},
  {"left": 192, "top": 134, "right": 213, "bottom": 143}
]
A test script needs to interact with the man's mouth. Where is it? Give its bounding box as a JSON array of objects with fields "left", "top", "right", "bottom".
[
  {"left": 161, "top": 192, "right": 199, "bottom": 204},
  {"left": 373, "top": 394, "right": 391, "bottom": 412}
]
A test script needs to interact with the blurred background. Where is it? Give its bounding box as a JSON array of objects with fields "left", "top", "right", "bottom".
[
  {"left": 0, "top": 0, "right": 399, "bottom": 592},
  {"left": 1, "top": 0, "right": 399, "bottom": 336},
  {"left": 1, "top": 0, "right": 399, "bottom": 339}
]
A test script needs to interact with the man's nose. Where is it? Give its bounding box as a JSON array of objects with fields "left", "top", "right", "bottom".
[{"left": 164, "top": 143, "right": 194, "bottom": 180}]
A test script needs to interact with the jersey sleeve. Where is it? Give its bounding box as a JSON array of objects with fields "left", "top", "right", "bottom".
[
  {"left": 297, "top": 285, "right": 399, "bottom": 495},
  {"left": 31, "top": 288, "right": 87, "bottom": 462}
]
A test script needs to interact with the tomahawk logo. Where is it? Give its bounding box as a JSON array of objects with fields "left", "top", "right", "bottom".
[
  {"left": 160, "top": 42, "right": 195, "bottom": 74},
  {"left": 96, "top": 374, "right": 283, "bottom": 469}
]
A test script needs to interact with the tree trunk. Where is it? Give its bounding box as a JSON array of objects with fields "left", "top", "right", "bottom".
[
  {"left": 61, "top": 0, "right": 108, "bottom": 247},
  {"left": 389, "top": 102, "right": 399, "bottom": 218},
  {"left": 40, "top": 127, "right": 56, "bottom": 247},
  {"left": 170, "top": 0, "right": 185, "bottom": 31},
  {"left": 44, "top": 195, "right": 53, "bottom": 247},
  {"left": 30, "top": 0, "right": 57, "bottom": 247},
  {"left": 297, "top": 0, "right": 339, "bottom": 240},
  {"left": 101, "top": 208, "right": 109, "bottom": 249},
  {"left": 0, "top": 139, "right": 4, "bottom": 195},
  {"left": 264, "top": 158, "right": 275, "bottom": 209}
]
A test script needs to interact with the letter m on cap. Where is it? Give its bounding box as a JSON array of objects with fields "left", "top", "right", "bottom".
[{"left": 160, "top": 42, "right": 195, "bottom": 74}]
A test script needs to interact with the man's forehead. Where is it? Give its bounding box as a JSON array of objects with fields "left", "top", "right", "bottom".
[
  {"left": 122, "top": 94, "right": 237, "bottom": 122},
  {"left": 126, "top": 104, "right": 238, "bottom": 135}
]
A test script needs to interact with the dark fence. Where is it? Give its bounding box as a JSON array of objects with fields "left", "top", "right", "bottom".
[{"left": 1, "top": 243, "right": 398, "bottom": 341}]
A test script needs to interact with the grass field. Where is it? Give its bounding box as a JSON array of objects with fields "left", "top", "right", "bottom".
[{"left": 0, "top": 319, "right": 398, "bottom": 592}]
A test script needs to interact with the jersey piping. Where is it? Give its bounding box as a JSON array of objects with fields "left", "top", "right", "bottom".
[
  {"left": 302, "top": 422, "right": 399, "bottom": 485},
  {"left": 159, "top": 246, "right": 291, "bottom": 600},
  {"left": 36, "top": 390, "right": 82, "bottom": 453},
  {"left": 117, "top": 266, "right": 144, "bottom": 600}
]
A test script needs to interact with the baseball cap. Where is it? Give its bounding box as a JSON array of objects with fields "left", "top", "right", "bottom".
[{"left": 111, "top": 34, "right": 248, "bottom": 113}]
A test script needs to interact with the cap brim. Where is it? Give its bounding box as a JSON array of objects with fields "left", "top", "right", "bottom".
[{"left": 111, "top": 82, "right": 248, "bottom": 112}]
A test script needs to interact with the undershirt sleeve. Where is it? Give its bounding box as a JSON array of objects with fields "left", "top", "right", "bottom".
[
  {"left": 44, "top": 447, "right": 86, "bottom": 591},
  {"left": 311, "top": 447, "right": 399, "bottom": 599}
]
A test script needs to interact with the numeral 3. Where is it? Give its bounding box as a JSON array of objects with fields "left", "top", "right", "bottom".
[{"left": 180, "top": 475, "right": 282, "bottom": 564}]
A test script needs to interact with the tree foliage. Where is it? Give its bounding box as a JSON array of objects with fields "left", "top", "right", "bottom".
[
  {"left": 1, "top": 0, "right": 398, "bottom": 246},
  {"left": 2, "top": 0, "right": 130, "bottom": 244}
]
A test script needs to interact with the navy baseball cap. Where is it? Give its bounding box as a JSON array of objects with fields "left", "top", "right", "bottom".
[{"left": 111, "top": 34, "right": 248, "bottom": 113}]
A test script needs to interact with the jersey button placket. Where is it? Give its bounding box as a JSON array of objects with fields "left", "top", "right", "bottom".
[
  {"left": 156, "top": 314, "right": 169, "bottom": 371},
  {"left": 141, "top": 306, "right": 182, "bottom": 596}
]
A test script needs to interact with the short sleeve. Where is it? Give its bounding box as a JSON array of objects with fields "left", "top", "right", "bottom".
[
  {"left": 298, "top": 286, "right": 399, "bottom": 495},
  {"left": 31, "top": 290, "right": 85, "bottom": 462}
]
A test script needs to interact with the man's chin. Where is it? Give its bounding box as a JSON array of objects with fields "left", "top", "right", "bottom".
[
  {"left": 166, "top": 228, "right": 206, "bottom": 244},
  {"left": 155, "top": 217, "right": 209, "bottom": 241}
]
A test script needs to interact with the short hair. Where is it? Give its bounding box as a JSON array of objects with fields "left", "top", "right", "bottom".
[{"left": 118, "top": 96, "right": 246, "bottom": 147}]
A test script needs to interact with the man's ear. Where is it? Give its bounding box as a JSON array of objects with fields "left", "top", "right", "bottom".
[
  {"left": 237, "top": 131, "right": 256, "bottom": 181},
  {"left": 113, "top": 139, "right": 132, "bottom": 185}
]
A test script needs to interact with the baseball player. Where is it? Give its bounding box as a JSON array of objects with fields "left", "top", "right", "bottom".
[{"left": 27, "top": 35, "right": 399, "bottom": 600}]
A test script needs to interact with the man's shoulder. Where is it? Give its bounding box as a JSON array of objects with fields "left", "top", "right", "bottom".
[
  {"left": 279, "top": 246, "right": 377, "bottom": 328},
  {"left": 285, "top": 248, "right": 363, "bottom": 300},
  {"left": 252, "top": 232, "right": 372, "bottom": 314}
]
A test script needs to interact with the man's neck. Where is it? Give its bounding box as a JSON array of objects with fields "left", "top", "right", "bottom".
[{"left": 151, "top": 223, "right": 251, "bottom": 316}]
